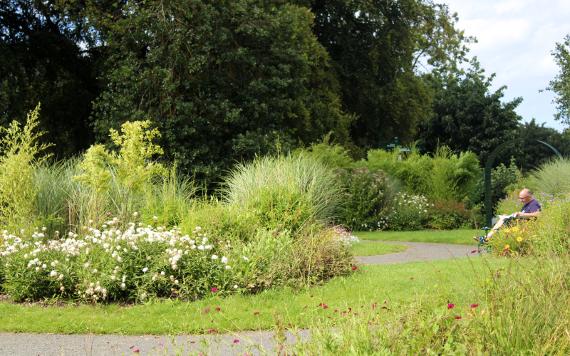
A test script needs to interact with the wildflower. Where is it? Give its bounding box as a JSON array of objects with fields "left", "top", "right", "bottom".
[
  {"left": 516, "top": 236, "right": 523, "bottom": 242},
  {"left": 351, "top": 265, "right": 358, "bottom": 271},
  {"left": 233, "top": 339, "right": 240, "bottom": 344},
  {"left": 447, "top": 303, "right": 455, "bottom": 309},
  {"left": 221, "top": 256, "right": 228, "bottom": 264},
  {"left": 233, "top": 285, "right": 238, "bottom": 289},
  {"left": 503, "top": 244, "right": 510, "bottom": 250},
  {"left": 225, "top": 265, "right": 232, "bottom": 270},
  {"left": 454, "top": 315, "right": 462, "bottom": 320},
  {"left": 211, "top": 255, "right": 218, "bottom": 260},
  {"left": 142, "top": 267, "right": 148, "bottom": 273},
  {"left": 211, "top": 287, "right": 219, "bottom": 293}
]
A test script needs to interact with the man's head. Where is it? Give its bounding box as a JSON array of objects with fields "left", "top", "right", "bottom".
[{"left": 518, "top": 188, "right": 533, "bottom": 204}]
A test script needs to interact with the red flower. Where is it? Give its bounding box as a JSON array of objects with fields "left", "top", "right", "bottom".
[
  {"left": 454, "top": 315, "right": 462, "bottom": 320},
  {"left": 233, "top": 339, "right": 240, "bottom": 344},
  {"left": 210, "top": 287, "right": 219, "bottom": 293},
  {"left": 470, "top": 303, "right": 479, "bottom": 309},
  {"left": 351, "top": 265, "right": 358, "bottom": 271},
  {"left": 447, "top": 303, "right": 455, "bottom": 309}
]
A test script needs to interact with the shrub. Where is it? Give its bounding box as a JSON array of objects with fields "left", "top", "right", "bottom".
[
  {"left": 223, "top": 154, "right": 341, "bottom": 233},
  {"left": 295, "top": 140, "right": 354, "bottom": 169},
  {"left": 0, "top": 104, "right": 51, "bottom": 230},
  {"left": 335, "top": 167, "right": 397, "bottom": 230},
  {"left": 1, "top": 221, "right": 236, "bottom": 302},
  {"left": 427, "top": 200, "right": 474, "bottom": 230},
  {"left": 385, "top": 192, "right": 431, "bottom": 230}
]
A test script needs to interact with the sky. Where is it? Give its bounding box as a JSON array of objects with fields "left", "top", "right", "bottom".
[{"left": 442, "top": 0, "right": 570, "bottom": 131}]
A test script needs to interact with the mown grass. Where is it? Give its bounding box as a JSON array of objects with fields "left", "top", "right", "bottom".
[
  {"left": 350, "top": 240, "right": 407, "bottom": 256},
  {"left": 0, "top": 256, "right": 507, "bottom": 334},
  {"left": 355, "top": 229, "right": 480, "bottom": 245}
]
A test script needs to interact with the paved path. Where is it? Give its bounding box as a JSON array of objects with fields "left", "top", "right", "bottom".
[
  {"left": 0, "top": 241, "right": 477, "bottom": 356},
  {"left": 356, "top": 241, "right": 476, "bottom": 265}
]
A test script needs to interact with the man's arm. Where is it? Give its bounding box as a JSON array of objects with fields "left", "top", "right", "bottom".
[{"left": 514, "top": 211, "right": 540, "bottom": 218}]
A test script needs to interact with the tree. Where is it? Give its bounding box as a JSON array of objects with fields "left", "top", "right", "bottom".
[
  {"left": 294, "top": 0, "right": 471, "bottom": 147},
  {"left": 90, "top": 1, "right": 351, "bottom": 184},
  {"left": 0, "top": 0, "right": 99, "bottom": 157},
  {"left": 548, "top": 34, "right": 570, "bottom": 126},
  {"left": 416, "top": 60, "right": 522, "bottom": 165},
  {"left": 517, "top": 119, "right": 570, "bottom": 171}
]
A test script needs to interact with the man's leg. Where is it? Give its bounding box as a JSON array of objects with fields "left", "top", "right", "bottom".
[{"left": 485, "top": 215, "right": 508, "bottom": 239}]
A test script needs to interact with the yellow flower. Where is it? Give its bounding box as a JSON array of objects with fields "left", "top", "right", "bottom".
[
  {"left": 516, "top": 236, "right": 523, "bottom": 242},
  {"left": 504, "top": 244, "right": 510, "bottom": 250}
]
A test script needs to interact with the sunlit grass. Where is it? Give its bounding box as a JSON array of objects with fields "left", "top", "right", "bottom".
[
  {"left": 0, "top": 256, "right": 506, "bottom": 334},
  {"left": 355, "top": 229, "right": 480, "bottom": 245}
]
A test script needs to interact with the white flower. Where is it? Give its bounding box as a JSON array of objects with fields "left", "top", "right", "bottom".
[
  {"left": 225, "top": 265, "right": 232, "bottom": 270},
  {"left": 233, "top": 285, "right": 238, "bottom": 289},
  {"left": 142, "top": 267, "right": 148, "bottom": 273},
  {"left": 120, "top": 283, "right": 126, "bottom": 290},
  {"left": 211, "top": 255, "right": 218, "bottom": 260},
  {"left": 221, "top": 256, "right": 228, "bottom": 264},
  {"left": 242, "top": 256, "right": 250, "bottom": 262}
]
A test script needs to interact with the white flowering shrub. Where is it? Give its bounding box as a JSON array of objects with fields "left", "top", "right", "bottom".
[
  {"left": 385, "top": 192, "right": 432, "bottom": 230},
  {"left": 0, "top": 219, "right": 239, "bottom": 302}
]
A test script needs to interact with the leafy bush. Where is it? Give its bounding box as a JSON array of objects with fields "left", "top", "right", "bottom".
[
  {"left": 385, "top": 193, "right": 432, "bottom": 230},
  {"left": 336, "top": 168, "right": 398, "bottom": 230},
  {"left": 223, "top": 154, "right": 341, "bottom": 233},
  {"left": 1, "top": 221, "right": 235, "bottom": 302},
  {"left": 427, "top": 200, "right": 474, "bottom": 230},
  {"left": 0, "top": 104, "right": 51, "bottom": 230},
  {"left": 295, "top": 140, "right": 354, "bottom": 169}
]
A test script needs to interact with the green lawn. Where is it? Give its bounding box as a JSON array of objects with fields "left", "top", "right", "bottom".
[
  {"left": 0, "top": 256, "right": 507, "bottom": 335},
  {"left": 350, "top": 240, "right": 407, "bottom": 256},
  {"left": 355, "top": 229, "right": 481, "bottom": 245}
]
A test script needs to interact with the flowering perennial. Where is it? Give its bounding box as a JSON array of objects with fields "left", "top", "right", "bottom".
[{"left": 0, "top": 220, "right": 242, "bottom": 302}]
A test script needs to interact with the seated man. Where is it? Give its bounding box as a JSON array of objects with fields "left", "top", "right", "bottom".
[{"left": 478, "top": 188, "right": 541, "bottom": 241}]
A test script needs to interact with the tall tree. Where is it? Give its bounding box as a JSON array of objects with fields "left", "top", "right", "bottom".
[
  {"left": 90, "top": 1, "right": 351, "bottom": 183},
  {"left": 548, "top": 34, "right": 570, "bottom": 126},
  {"left": 517, "top": 119, "right": 570, "bottom": 171},
  {"left": 0, "top": 0, "right": 98, "bottom": 157},
  {"left": 295, "top": 0, "right": 470, "bottom": 147},
  {"left": 416, "top": 61, "right": 522, "bottom": 165}
]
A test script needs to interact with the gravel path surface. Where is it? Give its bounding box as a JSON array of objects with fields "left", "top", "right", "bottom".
[{"left": 0, "top": 241, "right": 477, "bottom": 356}]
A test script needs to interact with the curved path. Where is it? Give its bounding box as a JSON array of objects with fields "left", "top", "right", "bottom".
[
  {"left": 0, "top": 241, "right": 478, "bottom": 356},
  {"left": 356, "top": 241, "right": 476, "bottom": 265}
]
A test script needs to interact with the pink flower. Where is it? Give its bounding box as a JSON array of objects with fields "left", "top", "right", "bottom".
[
  {"left": 210, "top": 287, "right": 218, "bottom": 293},
  {"left": 233, "top": 339, "right": 240, "bottom": 344},
  {"left": 454, "top": 315, "right": 462, "bottom": 320},
  {"left": 447, "top": 303, "right": 455, "bottom": 309},
  {"left": 470, "top": 303, "right": 479, "bottom": 309}
]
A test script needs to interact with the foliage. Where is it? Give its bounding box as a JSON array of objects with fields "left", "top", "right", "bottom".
[
  {"left": 1, "top": 222, "right": 235, "bottom": 302},
  {"left": 516, "top": 119, "right": 570, "bottom": 172},
  {"left": 0, "top": 0, "right": 97, "bottom": 157},
  {"left": 365, "top": 147, "right": 480, "bottom": 204},
  {"left": 527, "top": 158, "right": 570, "bottom": 197},
  {"left": 0, "top": 104, "right": 51, "bottom": 229},
  {"left": 417, "top": 60, "right": 522, "bottom": 165},
  {"left": 295, "top": 140, "right": 355, "bottom": 169},
  {"left": 427, "top": 200, "right": 474, "bottom": 230},
  {"left": 335, "top": 167, "right": 397, "bottom": 231},
  {"left": 384, "top": 192, "right": 431, "bottom": 230},
  {"left": 298, "top": 0, "right": 471, "bottom": 145},
  {"left": 223, "top": 154, "right": 341, "bottom": 233},
  {"left": 548, "top": 34, "right": 570, "bottom": 125},
  {"left": 90, "top": 1, "right": 351, "bottom": 184}
]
